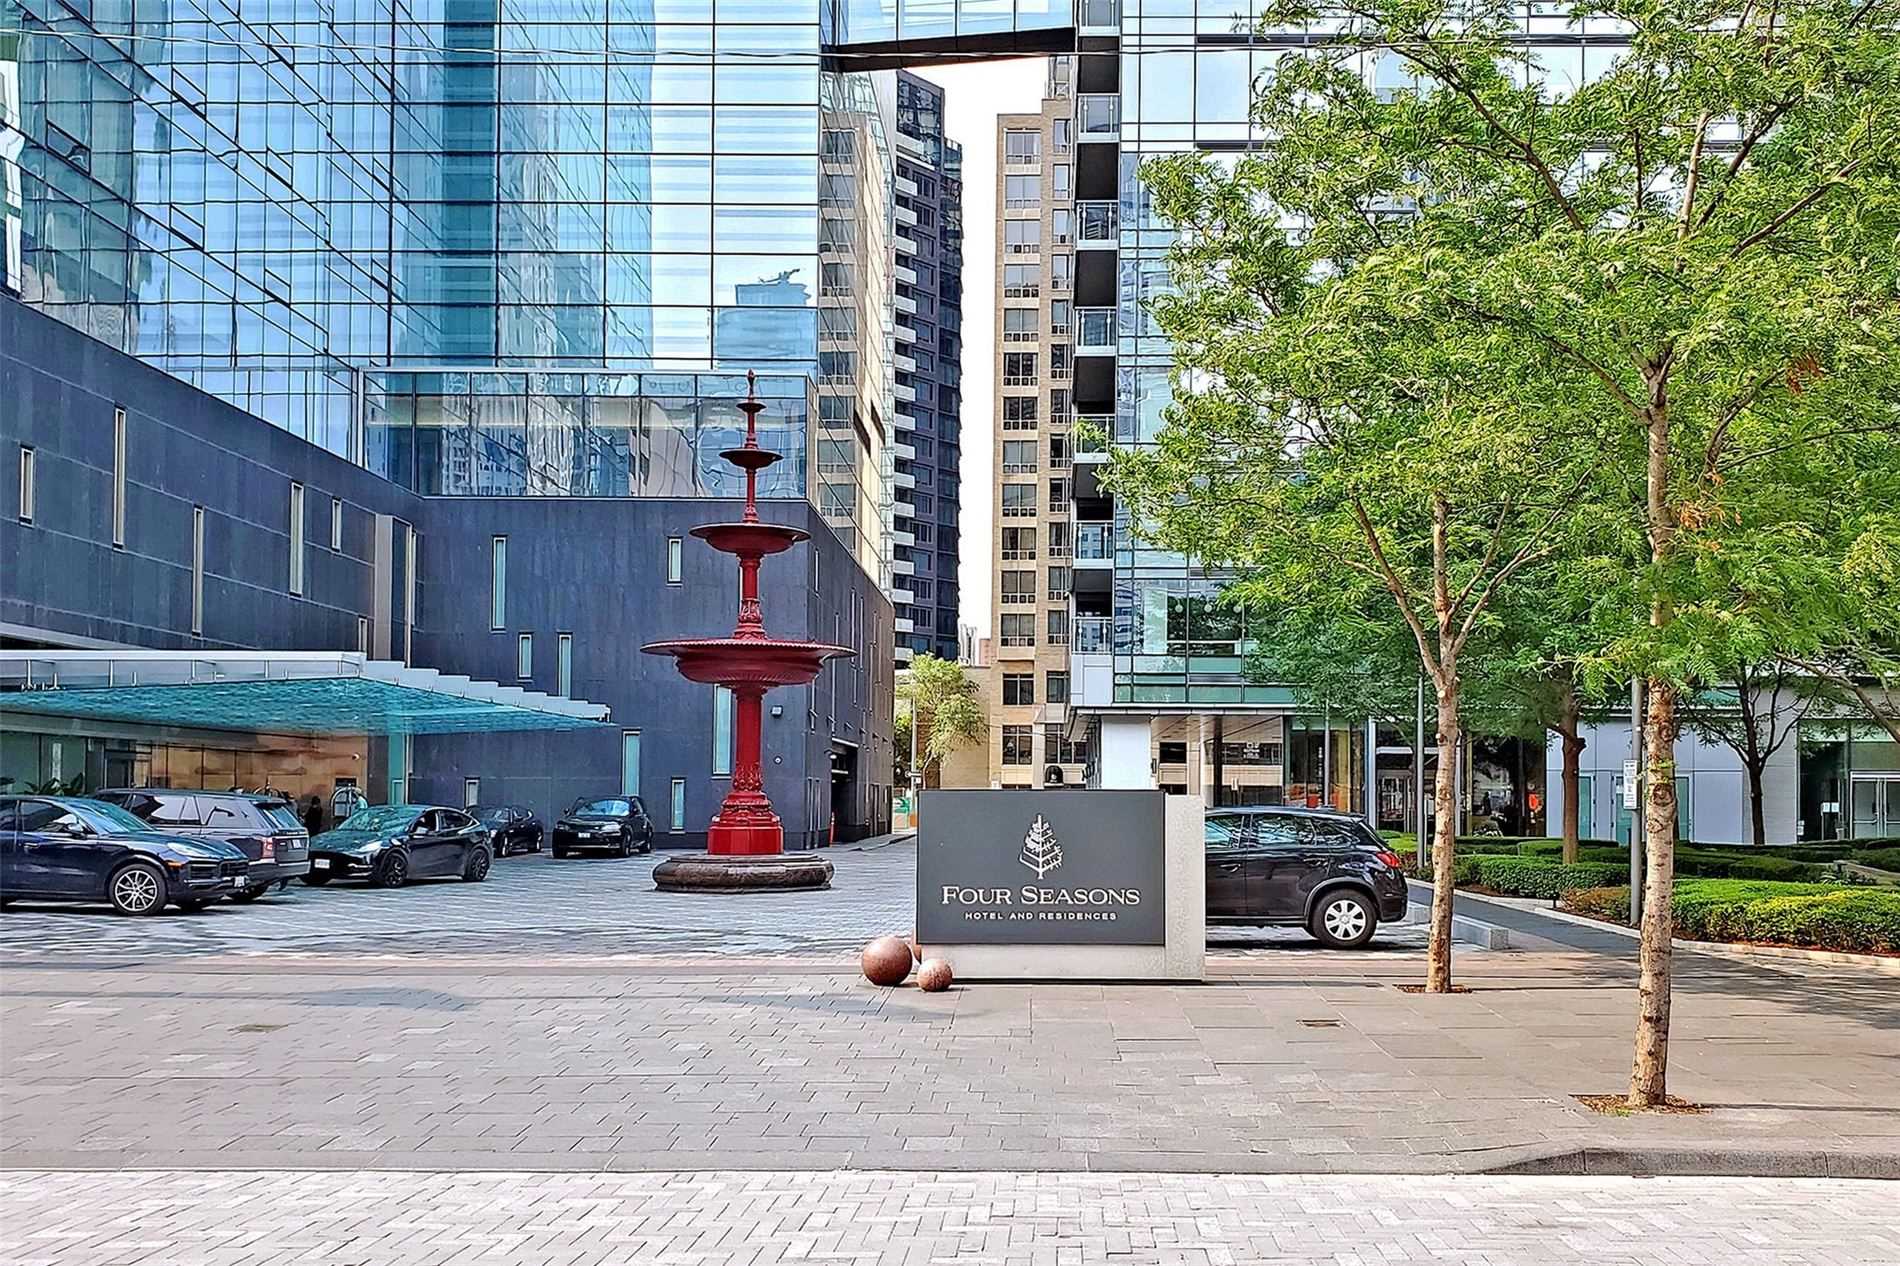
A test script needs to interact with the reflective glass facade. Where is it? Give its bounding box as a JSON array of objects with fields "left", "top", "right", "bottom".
[{"left": 0, "top": 0, "right": 892, "bottom": 575}]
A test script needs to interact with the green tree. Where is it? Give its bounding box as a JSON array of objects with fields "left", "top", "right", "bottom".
[
  {"left": 1189, "top": 0, "right": 1900, "bottom": 1107},
  {"left": 1682, "top": 664, "right": 1827, "bottom": 846},
  {"left": 897, "top": 654, "right": 986, "bottom": 791},
  {"left": 1109, "top": 0, "right": 1900, "bottom": 1102}
]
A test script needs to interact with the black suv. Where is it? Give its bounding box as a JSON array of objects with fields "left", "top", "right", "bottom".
[
  {"left": 0, "top": 796, "right": 248, "bottom": 915},
  {"left": 97, "top": 789, "right": 310, "bottom": 901},
  {"left": 1205, "top": 806, "right": 1409, "bottom": 948},
  {"left": 551, "top": 797, "right": 653, "bottom": 858}
]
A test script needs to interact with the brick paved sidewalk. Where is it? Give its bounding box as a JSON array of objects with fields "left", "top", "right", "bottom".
[
  {"left": 2, "top": 1170, "right": 1894, "bottom": 1265},
  {"left": 5, "top": 949, "right": 1897, "bottom": 1175}
]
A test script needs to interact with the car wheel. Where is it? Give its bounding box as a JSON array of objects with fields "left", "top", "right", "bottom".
[
  {"left": 108, "top": 862, "right": 168, "bottom": 916},
  {"left": 177, "top": 898, "right": 214, "bottom": 913},
  {"left": 231, "top": 885, "right": 269, "bottom": 904},
  {"left": 552, "top": 845, "right": 568, "bottom": 859},
  {"left": 1310, "top": 891, "right": 1376, "bottom": 949},
  {"left": 463, "top": 845, "right": 491, "bottom": 883},
  {"left": 302, "top": 871, "right": 333, "bottom": 886},
  {"left": 373, "top": 850, "right": 410, "bottom": 889},
  {"left": 530, "top": 835, "right": 542, "bottom": 853}
]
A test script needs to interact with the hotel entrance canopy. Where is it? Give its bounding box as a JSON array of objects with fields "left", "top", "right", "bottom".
[{"left": 0, "top": 652, "right": 610, "bottom": 737}]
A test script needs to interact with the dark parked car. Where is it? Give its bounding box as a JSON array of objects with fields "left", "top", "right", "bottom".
[
  {"left": 1205, "top": 806, "right": 1409, "bottom": 948},
  {"left": 474, "top": 805, "right": 543, "bottom": 857},
  {"left": 0, "top": 796, "right": 249, "bottom": 916},
  {"left": 307, "top": 805, "right": 492, "bottom": 888},
  {"left": 551, "top": 796, "right": 653, "bottom": 858},
  {"left": 96, "top": 789, "right": 310, "bottom": 900}
]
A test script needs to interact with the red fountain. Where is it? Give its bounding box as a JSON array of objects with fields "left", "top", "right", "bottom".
[{"left": 642, "top": 370, "right": 854, "bottom": 893}]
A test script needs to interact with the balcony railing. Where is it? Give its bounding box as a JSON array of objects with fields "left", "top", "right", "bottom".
[
  {"left": 1076, "top": 307, "right": 1115, "bottom": 353},
  {"left": 1080, "top": 0, "right": 1121, "bottom": 28},
  {"left": 1001, "top": 456, "right": 1038, "bottom": 474},
  {"left": 1077, "top": 201, "right": 1118, "bottom": 245},
  {"left": 1076, "top": 523, "right": 1114, "bottom": 560},
  {"left": 1074, "top": 617, "right": 1113, "bottom": 653},
  {"left": 1078, "top": 94, "right": 1120, "bottom": 138}
]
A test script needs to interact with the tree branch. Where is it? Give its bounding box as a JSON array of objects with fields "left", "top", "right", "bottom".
[{"left": 1351, "top": 497, "right": 1443, "bottom": 686}]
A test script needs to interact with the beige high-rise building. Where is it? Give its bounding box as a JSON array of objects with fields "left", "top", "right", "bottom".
[{"left": 953, "top": 59, "right": 1089, "bottom": 791}]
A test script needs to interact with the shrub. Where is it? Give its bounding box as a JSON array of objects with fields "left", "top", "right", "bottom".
[
  {"left": 1469, "top": 856, "right": 1627, "bottom": 899},
  {"left": 1564, "top": 885, "right": 1631, "bottom": 922},
  {"left": 1663, "top": 880, "right": 1900, "bottom": 953},
  {"left": 1850, "top": 848, "right": 1900, "bottom": 874}
]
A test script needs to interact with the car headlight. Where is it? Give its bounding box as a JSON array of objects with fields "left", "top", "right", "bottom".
[
  {"left": 601, "top": 823, "right": 624, "bottom": 834},
  {"left": 364, "top": 840, "right": 386, "bottom": 855}
]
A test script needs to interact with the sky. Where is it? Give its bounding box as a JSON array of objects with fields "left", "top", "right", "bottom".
[{"left": 914, "top": 59, "right": 1049, "bottom": 640}]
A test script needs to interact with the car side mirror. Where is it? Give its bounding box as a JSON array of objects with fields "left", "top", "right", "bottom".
[{"left": 60, "top": 822, "right": 91, "bottom": 838}]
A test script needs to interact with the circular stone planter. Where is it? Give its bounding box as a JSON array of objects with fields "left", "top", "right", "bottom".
[{"left": 652, "top": 853, "right": 834, "bottom": 893}]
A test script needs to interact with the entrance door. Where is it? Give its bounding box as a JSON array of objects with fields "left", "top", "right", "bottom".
[
  {"left": 1851, "top": 776, "right": 1900, "bottom": 838},
  {"left": 1576, "top": 774, "right": 1594, "bottom": 841}
]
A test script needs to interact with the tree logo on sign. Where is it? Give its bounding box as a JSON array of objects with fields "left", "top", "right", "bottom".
[{"left": 1019, "top": 814, "right": 1064, "bottom": 878}]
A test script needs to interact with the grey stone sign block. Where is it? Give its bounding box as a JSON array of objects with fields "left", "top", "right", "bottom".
[{"left": 916, "top": 790, "right": 1167, "bottom": 945}]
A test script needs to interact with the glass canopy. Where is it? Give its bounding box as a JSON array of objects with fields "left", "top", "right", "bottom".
[{"left": 0, "top": 653, "right": 610, "bottom": 737}]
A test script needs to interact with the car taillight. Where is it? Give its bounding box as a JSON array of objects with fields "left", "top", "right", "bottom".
[
  {"left": 259, "top": 838, "right": 276, "bottom": 861},
  {"left": 1376, "top": 850, "right": 1405, "bottom": 870}
]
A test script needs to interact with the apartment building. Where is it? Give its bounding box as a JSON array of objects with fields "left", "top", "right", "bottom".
[
  {"left": 973, "top": 60, "right": 1093, "bottom": 790},
  {"left": 892, "top": 72, "right": 966, "bottom": 665}
]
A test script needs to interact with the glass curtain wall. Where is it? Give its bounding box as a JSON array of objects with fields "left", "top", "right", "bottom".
[
  {"left": 1, "top": 1, "right": 893, "bottom": 563},
  {"left": 1110, "top": 3, "right": 1640, "bottom": 707}
]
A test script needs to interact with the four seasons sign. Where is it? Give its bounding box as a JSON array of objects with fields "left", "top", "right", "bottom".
[{"left": 915, "top": 791, "right": 1167, "bottom": 946}]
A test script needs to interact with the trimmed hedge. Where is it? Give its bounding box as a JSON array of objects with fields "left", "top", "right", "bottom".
[
  {"left": 1468, "top": 856, "right": 1627, "bottom": 899},
  {"left": 1563, "top": 880, "right": 1900, "bottom": 954},
  {"left": 1850, "top": 848, "right": 1900, "bottom": 874}
]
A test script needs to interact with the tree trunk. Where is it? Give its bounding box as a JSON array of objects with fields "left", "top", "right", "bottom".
[
  {"left": 1558, "top": 685, "right": 1584, "bottom": 864},
  {"left": 1747, "top": 763, "right": 1767, "bottom": 848},
  {"left": 1426, "top": 678, "right": 1461, "bottom": 993},
  {"left": 1628, "top": 679, "right": 1680, "bottom": 1108}
]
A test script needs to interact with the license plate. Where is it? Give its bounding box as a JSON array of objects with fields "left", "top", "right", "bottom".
[{"left": 313, "top": 858, "right": 330, "bottom": 870}]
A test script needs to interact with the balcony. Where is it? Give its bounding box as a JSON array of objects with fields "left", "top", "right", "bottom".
[
  {"left": 895, "top": 382, "right": 916, "bottom": 402},
  {"left": 896, "top": 264, "right": 917, "bottom": 287},
  {"left": 1074, "top": 616, "right": 1113, "bottom": 654},
  {"left": 1076, "top": 522, "right": 1114, "bottom": 562},
  {"left": 1076, "top": 307, "right": 1116, "bottom": 355},
  {"left": 896, "top": 292, "right": 917, "bottom": 315},
  {"left": 1080, "top": 0, "right": 1120, "bottom": 32},
  {"left": 895, "top": 232, "right": 919, "bottom": 257},
  {"left": 1077, "top": 95, "right": 1119, "bottom": 141},
  {"left": 1073, "top": 416, "right": 1111, "bottom": 457},
  {"left": 1076, "top": 200, "right": 1117, "bottom": 247},
  {"left": 895, "top": 202, "right": 918, "bottom": 228}
]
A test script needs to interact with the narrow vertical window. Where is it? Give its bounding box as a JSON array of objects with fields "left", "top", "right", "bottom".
[
  {"left": 356, "top": 615, "right": 370, "bottom": 653},
  {"left": 666, "top": 536, "right": 683, "bottom": 584},
  {"left": 621, "top": 729, "right": 642, "bottom": 797},
  {"left": 330, "top": 497, "right": 343, "bottom": 551},
  {"left": 557, "top": 632, "right": 573, "bottom": 697},
  {"left": 670, "top": 778, "right": 686, "bottom": 832},
  {"left": 712, "top": 686, "right": 734, "bottom": 775},
  {"left": 111, "top": 408, "right": 127, "bottom": 547},
  {"left": 288, "top": 482, "right": 305, "bottom": 595},
  {"left": 403, "top": 526, "right": 417, "bottom": 664},
  {"left": 190, "top": 507, "right": 205, "bottom": 635},
  {"left": 516, "top": 632, "right": 533, "bottom": 679},
  {"left": 463, "top": 777, "right": 479, "bottom": 808},
  {"left": 17, "top": 446, "right": 33, "bottom": 523},
  {"left": 491, "top": 536, "right": 507, "bottom": 628}
]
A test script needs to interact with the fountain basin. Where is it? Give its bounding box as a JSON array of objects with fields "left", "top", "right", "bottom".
[
  {"left": 653, "top": 851, "right": 834, "bottom": 893},
  {"left": 641, "top": 637, "right": 853, "bottom": 688},
  {"left": 691, "top": 521, "right": 809, "bottom": 557}
]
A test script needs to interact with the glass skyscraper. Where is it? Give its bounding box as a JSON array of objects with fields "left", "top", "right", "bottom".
[{"left": 1, "top": 0, "right": 894, "bottom": 576}]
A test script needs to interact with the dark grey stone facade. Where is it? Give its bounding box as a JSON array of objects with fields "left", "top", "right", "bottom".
[{"left": 1, "top": 297, "right": 893, "bottom": 847}]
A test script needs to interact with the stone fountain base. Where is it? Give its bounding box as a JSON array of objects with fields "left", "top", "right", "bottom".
[{"left": 652, "top": 852, "right": 834, "bottom": 893}]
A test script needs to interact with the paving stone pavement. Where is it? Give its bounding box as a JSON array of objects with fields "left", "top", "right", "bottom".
[
  {"left": 0, "top": 837, "right": 1437, "bottom": 962},
  {"left": 1, "top": 1170, "right": 1895, "bottom": 1265}
]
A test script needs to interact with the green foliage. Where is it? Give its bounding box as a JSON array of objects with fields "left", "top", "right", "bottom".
[
  {"left": 1565, "top": 879, "right": 1900, "bottom": 952},
  {"left": 1469, "top": 856, "right": 1628, "bottom": 898},
  {"left": 896, "top": 655, "right": 984, "bottom": 780},
  {"left": 1851, "top": 848, "right": 1900, "bottom": 874}
]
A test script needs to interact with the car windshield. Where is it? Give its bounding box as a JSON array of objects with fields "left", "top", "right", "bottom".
[
  {"left": 474, "top": 807, "right": 511, "bottom": 823},
  {"left": 571, "top": 798, "right": 630, "bottom": 816},
  {"left": 70, "top": 800, "right": 156, "bottom": 835},
  {"left": 339, "top": 806, "right": 421, "bottom": 833}
]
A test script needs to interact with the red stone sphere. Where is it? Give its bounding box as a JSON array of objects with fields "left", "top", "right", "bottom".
[
  {"left": 916, "top": 958, "right": 954, "bottom": 992},
  {"left": 861, "top": 935, "right": 914, "bottom": 986}
]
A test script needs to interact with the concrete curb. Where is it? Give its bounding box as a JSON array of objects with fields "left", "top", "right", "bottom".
[
  {"left": 1528, "top": 903, "right": 1900, "bottom": 974},
  {"left": 1402, "top": 902, "right": 1512, "bottom": 949},
  {"left": 1482, "top": 1145, "right": 1900, "bottom": 1180}
]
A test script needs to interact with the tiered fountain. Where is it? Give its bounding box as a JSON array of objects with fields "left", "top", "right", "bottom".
[{"left": 642, "top": 371, "right": 854, "bottom": 893}]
